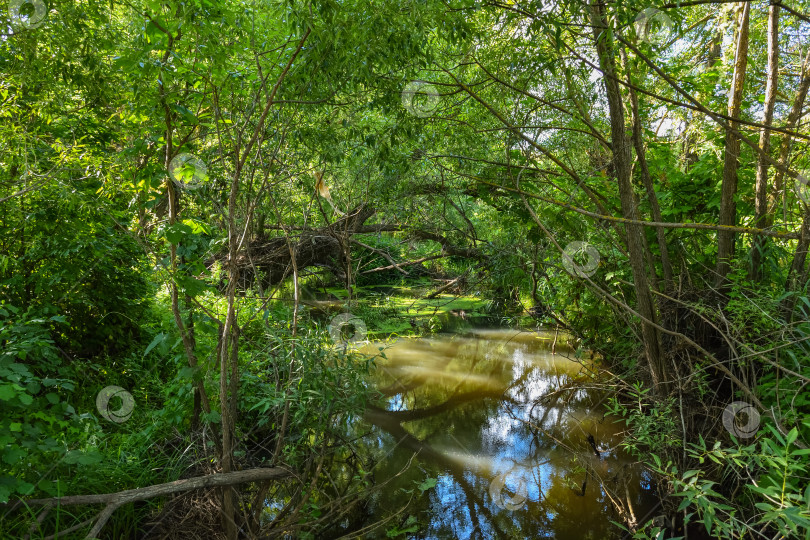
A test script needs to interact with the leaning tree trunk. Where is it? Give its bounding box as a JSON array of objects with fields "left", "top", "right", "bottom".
[
  {"left": 750, "top": 4, "right": 779, "bottom": 281},
  {"left": 620, "top": 46, "right": 673, "bottom": 290},
  {"left": 715, "top": 2, "right": 750, "bottom": 286},
  {"left": 780, "top": 49, "right": 810, "bottom": 314},
  {"left": 589, "top": 0, "right": 668, "bottom": 392}
]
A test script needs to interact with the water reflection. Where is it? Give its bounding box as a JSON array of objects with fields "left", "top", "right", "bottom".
[{"left": 361, "top": 329, "right": 656, "bottom": 539}]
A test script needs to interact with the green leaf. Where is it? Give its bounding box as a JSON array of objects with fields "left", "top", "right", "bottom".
[
  {"left": 0, "top": 480, "right": 12, "bottom": 504},
  {"left": 77, "top": 452, "right": 103, "bottom": 465},
  {"left": 178, "top": 366, "right": 196, "bottom": 379},
  {"left": 166, "top": 228, "right": 184, "bottom": 244},
  {"left": 63, "top": 450, "right": 103, "bottom": 465},
  {"left": 15, "top": 481, "right": 34, "bottom": 495},
  {"left": 181, "top": 219, "right": 212, "bottom": 235},
  {"left": 2, "top": 447, "right": 25, "bottom": 465},
  {"left": 37, "top": 479, "right": 59, "bottom": 496},
  {"left": 0, "top": 385, "right": 17, "bottom": 401},
  {"left": 417, "top": 477, "right": 437, "bottom": 492},
  {"left": 165, "top": 223, "right": 193, "bottom": 244},
  {"left": 144, "top": 332, "right": 166, "bottom": 356},
  {"left": 172, "top": 104, "right": 199, "bottom": 125}
]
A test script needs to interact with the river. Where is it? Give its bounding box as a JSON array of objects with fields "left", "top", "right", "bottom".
[{"left": 358, "top": 328, "right": 658, "bottom": 539}]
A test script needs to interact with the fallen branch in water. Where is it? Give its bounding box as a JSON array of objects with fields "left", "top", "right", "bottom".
[
  {"left": 360, "top": 254, "right": 447, "bottom": 274},
  {"left": 425, "top": 275, "right": 463, "bottom": 299}
]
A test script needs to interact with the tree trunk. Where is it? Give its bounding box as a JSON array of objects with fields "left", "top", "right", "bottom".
[
  {"left": 620, "top": 46, "right": 673, "bottom": 290},
  {"left": 780, "top": 49, "right": 810, "bottom": 312},
  {"left": 750, "top": 5, "right": 779, "bottom": 281},
  {"left": 589, "top": 0, "right": 668, "bottom": 392},
  {"left": 218, "top": 121, "right": 250, "bottom": 538},
  {"left": 771, "top": 50, "right": 810, "bottom": 291},
  {"left": 215, "top": 32, "right": 310, "bottom": 538},
  {"left": 716, "top": 2, "right": 750, "bottom": 286}
]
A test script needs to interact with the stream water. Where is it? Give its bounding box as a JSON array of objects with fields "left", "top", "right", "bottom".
[{"left": 359, "top": 328, "right": 658, "bottom": 539}]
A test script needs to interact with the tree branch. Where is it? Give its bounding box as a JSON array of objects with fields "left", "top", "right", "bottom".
[{"left": 4, "top": 468, "right": 293, "bottom": 539}]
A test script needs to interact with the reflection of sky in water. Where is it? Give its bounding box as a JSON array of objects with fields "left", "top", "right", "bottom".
[
  {"left": 364, "top": 330, "right": 656, "bottom": 539},
  {"left": 431, "top": 474, "right": 475, "bottom": 539},
  {"left": 388, "top": 393, "right": 405, "bottom": 411}
]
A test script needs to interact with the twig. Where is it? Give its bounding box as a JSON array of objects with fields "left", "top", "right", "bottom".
[{"left": 351, "top": 239, "right": 409, "bottom": 275}]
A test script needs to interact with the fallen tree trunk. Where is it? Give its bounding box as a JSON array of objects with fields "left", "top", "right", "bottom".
[
  {"left": 425, "top": 270, "right": 469, "bottom": 299},
  {"left": 216, "top": 206, "right": 377, "bottom": 288},
  {"left": 4, "top": 467, "right": 292, "bottom": 539},
  {"left": 214, "top": 206, "right": 488, "bottom": 289}
]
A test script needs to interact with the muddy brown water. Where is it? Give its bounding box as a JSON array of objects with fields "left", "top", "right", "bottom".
[{"left": 359, "top": 328, "right": 658, "bottom": 539}]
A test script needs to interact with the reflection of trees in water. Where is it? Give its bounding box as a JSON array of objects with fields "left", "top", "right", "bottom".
[
  {"left": 364, "top": 406, "right": 510, "bottom": 538},
  {"left": 507, "top": 365, "right": 650, "bottom": 536},
  {"left": 359, "top": 334, "right": 651, "bottom": 539}
]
